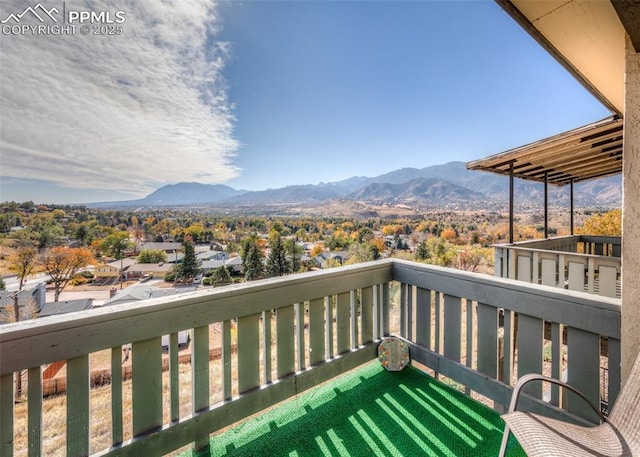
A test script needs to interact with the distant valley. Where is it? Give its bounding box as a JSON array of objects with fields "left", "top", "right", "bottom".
[{"left": 87, "top": 161, "right": 621, "bottom": 215}]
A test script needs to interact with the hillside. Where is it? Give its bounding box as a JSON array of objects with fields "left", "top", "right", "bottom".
[{"left": 86, "top": 161, "right": 621, "bottom": 210}]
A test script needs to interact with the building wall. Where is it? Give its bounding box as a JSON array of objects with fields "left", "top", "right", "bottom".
[{"left": 622, "top": 36, "right": 640, "bottom": 381}]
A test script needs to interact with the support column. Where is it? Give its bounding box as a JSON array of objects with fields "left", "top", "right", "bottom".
[
  {"left": 544, "top": 172, "right": 549, "bottom": 238},
  {"left": 509, "top": 162, "right": 514, "bottom": 243},
  {"left": 622, "top": 37, "right": 640, "bottom": 382},
  {"left": 570, "top": 179, "right": 574, "bottom": 235}
]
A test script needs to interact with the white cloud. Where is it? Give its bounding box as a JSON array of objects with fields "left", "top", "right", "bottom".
[{"left": 0, "top": 0, "right": 239, "bottom": 197}]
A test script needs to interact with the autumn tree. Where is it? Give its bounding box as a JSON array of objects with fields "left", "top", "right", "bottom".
[
  {"left": 137, "top": 249, "right": 168, "bottom": 264},
  {"left": 415, "top": 240, "right": 429, "bottom": 261},
  {"left": 579, "top": 209, "right": 621, "bottom": 236},
  {"left": 7, "top": 243, "right": 39, "bottom": 323},
  {"left": 41, "top": 247, "right": 96, "bottom": 301},
  {"left": 100, "top": 231, "right": 132, "bottom": 259}
]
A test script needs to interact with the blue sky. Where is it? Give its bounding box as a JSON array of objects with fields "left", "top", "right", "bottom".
[{"left": 0, "top": 0, "right": 611, "bottom": 204}]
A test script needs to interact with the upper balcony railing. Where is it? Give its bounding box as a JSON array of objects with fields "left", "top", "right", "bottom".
[
  {"left": 0, "top": 259, "right": 621, "bottom": 456},
  {"left": 494, "top": 235, "right": 621, "bottom": 298}
]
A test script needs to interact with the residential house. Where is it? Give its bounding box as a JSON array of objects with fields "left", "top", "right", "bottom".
[{"left": 39, "top": 299, "right": 93, "bottom": 318}]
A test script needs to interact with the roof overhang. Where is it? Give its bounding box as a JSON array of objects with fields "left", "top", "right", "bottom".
[
  {"left": 495, "top": 0, "right": 630, "bottom": 116},
  {"left": 466, "top": 116, "right": 623, "bottom": 186}
]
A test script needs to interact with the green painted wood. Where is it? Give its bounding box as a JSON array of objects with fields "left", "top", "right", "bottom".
[
  {"left": 541, "top": 258, "right": 557, "bottom": 287},
  {"left": 360, "top": 286, "right": 374, "bottom": 344},
  {"left": 27, "top": 367, "right": 41, "bottom": 457},
  {"left": 567, "top": 327, "right": 601, "bottom": 422},
  {"left": 111, "top": 346, "right": 123, "bottom": 445},
  {"left": 0, "top": 374, "right": 13, "bottom": 457},
  {"left": 67, "top": 355, "right": 89, "bottom": 457},
  {"left": 263, "top": 310, "right": 272, "bottom": 384},
  {"left": 382, "top": 283, "right": 390, "bottom": 337},
  {"left": 296, "top": 303, "right": 305, "bottom": 371},
  {"left": 336, "top": 292, "right": 350, "bottom": 355},
  {"left": 476, "top": 303, "right": 498, "bottom": 379},
  {"left": 192, "top": 325, "right": 210, "bottom": 450},
  {"left": 222, "top": 320, "right": 232, "bottom": 400},
  {"left": 517, "top": 314, "right": 544, "bottom": 398},
  {"left": 277, "top": 304, "right": 295, "bottom": 378},
  {"left": 237, "top": 313, "right": 260, "bottom": 393},
  {"left": 414, "top": 288, "right": 431, "bottom": 349},
  {"left": 350, "top": 291, "right": 358, "bottom": 349},
  {"left": 169, "top": 333, "right": 179, "bottom": 423},
  {"left": 466, "top": 300, "right": 474, "bottom": 369},
  {"left": 517, "top": 255, "right": 532, "bottom": 282},
  {"left": 443, "top": 294, "right": 461, "bottom": 362},
  {"left": 608, "top": 337, "right": 621, "bottom": 409},
  {"left": 599, "top": 265, "right": 618, "bottom": 298},
  {"left": 550, "top": 323, "right": 562, "bottom": 407},
  {"left": 132, "top": 337, "right": 163, "bottom": 436},
  {"left": 434, "top": 292, "right": 442, "bottom": 356},
  {"left": 308, "top": 298, "right": 325, "bottom": 366},
  {"left": 96, "top": 343, "right": 378, "bottom": 457},
  {"left": 0, "top": 261, "right": 392, "bottom": 377},
  {"left": 567, "top": 261, "right": 585, "bottom": 292},
  {"left": 502, "top": 310, "right": 514, "bottom": 386},
  {"left": 325, "top": 296, "right": 334, "bottom": 358}
]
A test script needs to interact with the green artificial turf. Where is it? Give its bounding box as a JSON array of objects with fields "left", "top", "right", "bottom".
[{"left": 185, "top": 361, "right": 525, "bottom": 457}]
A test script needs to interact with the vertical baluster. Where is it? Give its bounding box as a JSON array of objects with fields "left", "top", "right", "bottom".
[
  {"left": 336, "top": 292, "right": 350, "bottom": 355},
  {"left": 372, "top": 284, "right": 380, "bottom": 341},
  {"left": 169, "top": 333, "right": 179, "bottom": 422},
  {"left": 132, "top": 338, "right": 162, "bottom": 436},
  {"left": 263, "top": 311, "right": 272, "bottom": 384},
  {"left": 277, "top": 305, "right": 295, "bottom": 378},
  {"left": 415, "top": 288, "right": 431, "bottom": 349},
  {"left": 325, "top": 296, "right": 334, "bottom": 359},
  {"left": 400, "top": 283, "right": 408, "bottom": 338},
  {"left": 111, "top": 346, "right": 123, "bottom": 445},
  {"left": 237, "top": 314, "right": 260, "bottom": 393},
  {"left": 435, "top": 292, "right": 442, "bottom": 356},
  {"left": 550, "top": 323, "right": 563, "bottom": 406},
  {"left": 382, "top": 283, "right": 390, "bottom": 337},
  {"left": 443, "top": 294, "right": 461, "bottom": 362},
  {"left": 308, "top": 298, "right": 325, "bottom": 366},
  {"left": 517, "top": 255, "right": 532, "bottom": 283},
  {"left": 567, "top": 327, "right": 601, "bottom": 422},
  {"left": 517, "top": 315, "right": 544, "bottom": 398},
  {"left": 608, "top": 337, "right": 621, "bottom": 410},
  {"left": 599, "top": 265, "right": 618, "bottom": 298},
  {"left": 27, "top": 367, "right": 41, "bottom": 457},
  {"left": 192, "top": 326, "right": 209, "bottom": 450},
  {"left": 587, "top": 258, "right": 595, "bottom": 294},
  {"left": 567, "top": 261, "right": 585, "bottom": 292},
  {"left": 0, "top": 373, "right": 13, "bottom": 457},
  {"left": 541, "top": 258, "right": 556, "bottom": 287},
  {"left": 502, "top": 310, "right": 515, "bottom": 387},
  {"left": 222, "top": 320, "right": 232, "bottom": 400},
  {"left": 407, "top": 285, "right": 414, "bottom": 342},
  {"left": 361, "top": 287, "right": 374, "bottom": 344},
  {"left": 350, "top": 290, "right": 358, "bottom": 349},
  {"left": 466, "top": 300, "right": 475, "bottom": 372},
  {"left": 67, "top": 355, "right": 89, "bottom": 456},
  {"left": 477, "top": 303, "right": 498, "bottom": 379},
  {"left": 295, "top": 302, "right": 305, "bottom": 371}
]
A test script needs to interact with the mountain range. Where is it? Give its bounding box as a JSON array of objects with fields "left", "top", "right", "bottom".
[{"left": 87, "top": 161, "right": 621, "bottom": 212}]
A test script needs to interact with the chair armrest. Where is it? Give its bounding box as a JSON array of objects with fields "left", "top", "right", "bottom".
[{"left": 506, "top": 373, "right": 605, "bottom": 424}]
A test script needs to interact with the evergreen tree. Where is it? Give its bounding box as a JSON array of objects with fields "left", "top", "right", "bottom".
[
  {"left": 211, "top": 266, "right": 232, "bottom": 286},
  {"left": 267, "top": 232, "right": 290, "bottom": 277},
  {"left": 175, "top": 239, "right": 200, "bottom": 282},
  {"left": 415, "top": 240, "right": 429, "bottom": 261},
  {"left": 241, "top": 235, "right": 264, "bottom": 280},
  {"left": 285, "top": 238, "right": 303, "bottom": 273}
]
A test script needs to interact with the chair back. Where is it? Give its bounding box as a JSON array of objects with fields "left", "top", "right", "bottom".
[{"left": 609, "top": 350, "right": 640, "bottom": 444}]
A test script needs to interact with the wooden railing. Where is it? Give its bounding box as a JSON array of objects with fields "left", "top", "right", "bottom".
[
  {"left": 0, "top": 260, "right": 622, "bottom": 456},
  {"left": 494, "top": 235, "right": 621, "bottom": 298},
  {"left": 392, "top": 259, "right": 621, "bottom": 424}
]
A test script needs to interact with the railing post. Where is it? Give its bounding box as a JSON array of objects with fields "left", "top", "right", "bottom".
[{"left": 0, "top": 373, "right": 13, "bottom": 457}]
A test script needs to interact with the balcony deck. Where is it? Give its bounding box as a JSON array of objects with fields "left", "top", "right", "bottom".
[
  {"left": 180, "top": 361, "right": 524, "bottom": 457},
  {"left": 0, "top": 259, "right": 620, "bottom": 457},
  {"left": 494, "top": 235, "right": 621, "bottom": 298}
]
